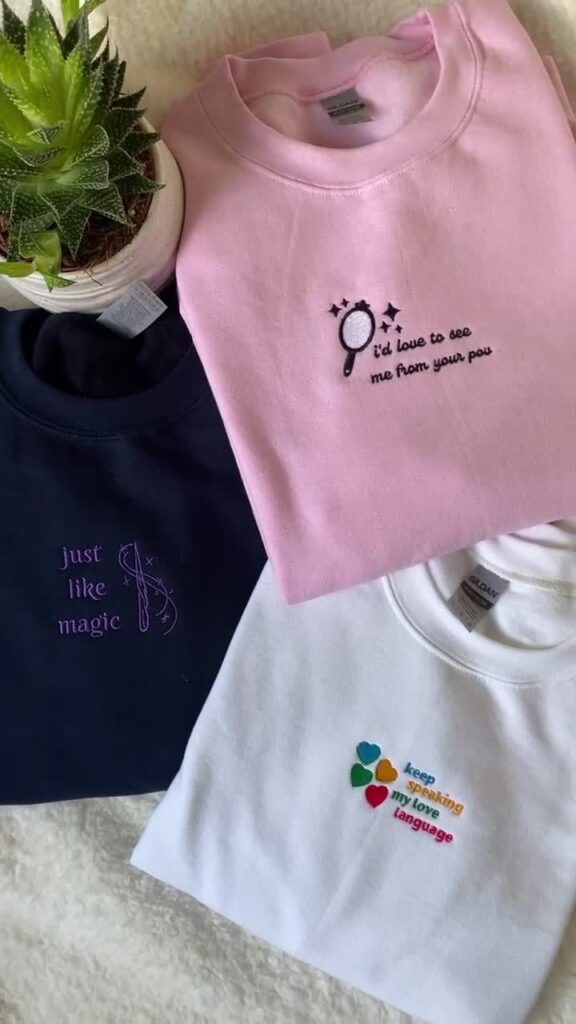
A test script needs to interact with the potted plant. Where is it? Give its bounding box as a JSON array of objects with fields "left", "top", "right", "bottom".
[{"left": 0, "top": 0, "right": 183, "bottom": 312}]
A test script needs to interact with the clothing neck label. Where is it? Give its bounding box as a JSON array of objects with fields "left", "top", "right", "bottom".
[
  {"left": 448, "top": 564, "right": 510, "bottom": 632},
  {"left": 97, "top": 281, "right": 168, "bottom": 338},
  {"left": 320, "top": 87, "right": 372, "bottom": 125}
]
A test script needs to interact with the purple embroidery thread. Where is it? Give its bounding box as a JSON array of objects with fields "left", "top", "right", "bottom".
[
  {"left": 118, "top": 542, "right": 178, "bottom": 636},
  {"left": 133, "top": 541, "right": 150, "bottom": 632}
]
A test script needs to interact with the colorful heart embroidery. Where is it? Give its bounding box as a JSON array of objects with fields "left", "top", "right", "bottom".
[
  {"left": 356, "top": 741, "right": 381, "bottom": 765},
  {"left": 349, "top": 741, "right": 462, "bottom": 844},
  {"left": 376, "top": 758, "right": 399, "bottom": 783},
  {"left": 351, "top": 763, "right": 373, "bottom": 787},
  {"left": 366, "top": 785, "right": 389, "bottom": 808}
]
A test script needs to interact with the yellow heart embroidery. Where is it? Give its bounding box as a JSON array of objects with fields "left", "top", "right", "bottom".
[{"left": 376, "top": 758, "right": 399, "bottom": 783}]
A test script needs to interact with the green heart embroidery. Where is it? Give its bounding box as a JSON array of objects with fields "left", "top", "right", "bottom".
[{"left": 350, "top": 763, "right": 373, "bottom": 787}]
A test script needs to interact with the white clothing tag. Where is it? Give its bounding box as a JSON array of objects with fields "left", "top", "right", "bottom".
[
  {"left": 448, "top": 564, "right": 510, "bottom": 632},
  {"left": 320, "top": 87, "right": 373, "bottom": 125},
  {"left": 97, "top": 282, "right": 168, "bottom": 339}
]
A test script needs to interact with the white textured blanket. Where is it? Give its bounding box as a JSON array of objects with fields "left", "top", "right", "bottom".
[{"left": 2, "top": 2, "right": 576, "bottom": 1022}]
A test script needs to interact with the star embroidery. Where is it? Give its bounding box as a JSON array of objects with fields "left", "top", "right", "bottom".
[
  {"left": 146, "top": 556, "right": 155, "bottom": 567},
  {"left": 161, "top": 614, "right": 170, "bottom": 625},
  {"left": 329, "top": 303, "right": 341, "bottom": 317},
  {"left": 383, "top": 303, "right": 401, "bottom": 321},
  {"left": 341, "top": 298, "right": 349, "bottom": 307},
  {"left": 379, "top": 321, "right": 390, "bottom": 333},
  {"left": 123, "top": 576, "right": 131, "bottom": 587},
  {"left": 395, "top": 325, "right": 403, "bottom": 334}
]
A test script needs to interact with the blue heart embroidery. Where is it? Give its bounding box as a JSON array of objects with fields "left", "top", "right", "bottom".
[{"left": 357, "top": 741, "right": 381, "bottom": 766}]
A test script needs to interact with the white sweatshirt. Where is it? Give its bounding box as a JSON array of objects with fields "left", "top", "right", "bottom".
[{"left": 132, "top": 535, "right": 576, "bottom": 1024}]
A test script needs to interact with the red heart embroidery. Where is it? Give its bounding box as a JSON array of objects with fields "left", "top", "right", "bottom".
[{"left": 366, "top": 784, "right": 389, "bottom": 808}]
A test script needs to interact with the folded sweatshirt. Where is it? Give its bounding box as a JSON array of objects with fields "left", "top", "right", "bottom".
[
  {"left": 164, "top": 0, "right": 576, "bottom": 601},
  {"left": 132, "top": 534, "right": 576, "bottom": 1024},
  {"left": 0, "top": 282, "right": 265, "bottom": 804}
]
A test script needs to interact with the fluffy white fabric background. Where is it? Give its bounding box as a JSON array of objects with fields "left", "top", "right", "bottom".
[{"left": 1, "top": 1, "right": 576, "bottom": 1022}]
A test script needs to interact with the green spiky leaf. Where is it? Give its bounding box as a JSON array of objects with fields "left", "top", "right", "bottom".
[
  {"left": 18, "top": 228, "right": 68, "bottom": 288},
  {"left": 64, "top": 18, "right": 90, "bottom": 115},
  {"left": 42, "top": 273, "right": 74, "bottom": 289},
  {"left": 76, "top": 124, "right": 109, "bottom": 161},
  {"left": 19, "top": 224, "right": 57, "bottom": 257},
  {"left": 26, "top": 0, "right": 64, "bottom": 89},
  {"left": 13, "top": 146, "right": 63, "bottom": 167},
  {"left": 28, "top": 122, "right": 66, "bottom": 145},
  {"left": 113, "top": 60, "right": 126, "bottom": 100},
  {"left": 117, "top": 172, "right": 162, "bottom": 196},
  {"left": 0, "top": 144, "right": 28, "bottom": 177},
  {"left": 103, "top": 107, "right": 142, "bottom": 147},
  {"left": 9, "top": 210, "right": 53, "bottom": 259},
  {"left": 40, "top": 186, "right": 84, "bottom": 220},
  {"left": 55, "top": 203, "right": 90, "bottom": 257},
  {"left": 61, "top": 12, "right": 82, "bottom": 57},
  {"left": 63, "top": 1, "right": 106, "bottom": 52},
  {"left": 32, "top": 248, "right": 58, "bottom": 269},
  {"left": 97, "top": 50, "right": 120, "bottom": 114},
  {"left": 97, "top": 39, "right": 109, "bottom": 65},
  {"left": 0, "top": 164, "right": 24, "bottom": 181},
  {"left": 11, "top": 188, "right": 48, "bottom": 225},
  {"left": 122, "top": 130, "right": 160, "bottom": 157},
  {"left": 65, "top": 43, "right": 89, "bottom": 95},
  {"left": 73, "top": 59, "right": 104, "bottom": 135},
  {"left": 0, "top": 260, "right": 34, "bottom": 277},
  {"left": 0, "top": 83, "right": 32, "bottom": 140},
  {"left": 61, "top": 0, "right": 81, "bottom": 29},
  {"left": 0, "top": 177, "right": 12, "bottom": 212},
  {"left": 5, "top": 226, "right": 18, "bottom": 259},
  {"left": 4, "top": 83, "right": 48, "bottom": 126},
  {"left": 107, "top": 146, "right": 139, "bottom": 180},
  {"left": 84, "top": 0, "right": 107, "bottom": 15},
  {"left": 114, "top": 86, "right": 146, "bottom": 110},
  {"left": 0, "top": 34, "right": 29, "bottom": 93},
  {"left": 1, "top": 0, "right": 26, "bottom": 53},
  {"left": 17, "top": 210, "right": 54, "bottom": 234},
  {"left": 81, "top": 182, "right": 129, "bottom": 224},
  {"left": 89, "top": 19, "right": 108, "bottom": 58},
  {"left": 63, "top": 0, "right": 107, "bottom": 29},
  {"left": 59, "top": 156, "right": 109, "bottom": 189}
]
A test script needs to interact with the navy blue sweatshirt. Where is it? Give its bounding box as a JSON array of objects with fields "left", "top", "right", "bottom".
[{"left": 0, "top": 284, "right": 265, "bottom": 804}]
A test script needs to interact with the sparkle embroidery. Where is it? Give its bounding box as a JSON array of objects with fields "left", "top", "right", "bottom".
[
  {"left": 118, "top": 541, "right": 178, "bottom": 635},
  {"left": 383, "top": 302, "right": 401, "bottom": 321}
]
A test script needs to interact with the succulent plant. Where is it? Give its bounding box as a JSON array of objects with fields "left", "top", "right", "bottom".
[{"left": 0, "top": 0, "right": 161, "bottom": 288}]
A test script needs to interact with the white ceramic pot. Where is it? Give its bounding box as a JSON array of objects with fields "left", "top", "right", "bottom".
[{"left": 4, "top": 129, "right": 184, "bottom": 314}]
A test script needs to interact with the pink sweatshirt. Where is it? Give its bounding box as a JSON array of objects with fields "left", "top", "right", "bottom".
[{"left": 165, "top": 0, "right": 576, "bottom": 603}]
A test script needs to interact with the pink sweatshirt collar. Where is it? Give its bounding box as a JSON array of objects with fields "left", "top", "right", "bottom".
[{"left": 198, "top": 4, "right": 480, "bottom": 190}]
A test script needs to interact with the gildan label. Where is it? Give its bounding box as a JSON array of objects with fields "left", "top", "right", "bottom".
[
  {"left": 320, "top": 87, "right": 372, "bottom": 125},
  {"left": 448, "top": 564, "right": 509, "bottom": 632},
  {"left": 98, "top": 282, "right": 168, "bottom": 338}
]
